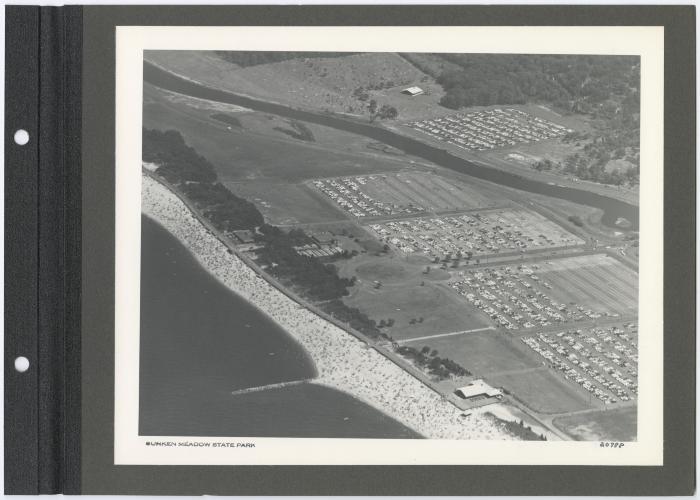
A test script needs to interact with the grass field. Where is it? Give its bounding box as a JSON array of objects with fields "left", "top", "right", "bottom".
[
  {"left": 145, "top": 51, "right": 448, "bottom": 121},
  {"left": 225, "top": 181, "right": 348, "bottom": 225},
  {"left": 339, "top": 263, "right": 490, "bottom": 340},
  {"left": 553, "top": 406, "right": 637, "bottom": 441},
  {"left": 488, "top": 369, "right": 594, "bottom": 414},
  {"left": 413, "top": 330, "right": 541, "bottom": 376},
  {"left": 144, "top": 83, "right": 410, "bottom": 183}
]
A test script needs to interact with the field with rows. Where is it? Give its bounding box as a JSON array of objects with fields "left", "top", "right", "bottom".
[
  {"left": 310, "top": 171, "right": 501, "bottom": 219},
  {"left": 449, "top": 253, "right": 637, "bottom": 331},
  {"left": 521, "top": 323, "right": 637, "bottom": 406},
  {"left": 537, "top": 255, "right": 638, "bottom": 315}
]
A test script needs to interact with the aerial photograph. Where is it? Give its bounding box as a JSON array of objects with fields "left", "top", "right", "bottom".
[{"left": 139, "top": 51, "right": 640, "bottom": 442}]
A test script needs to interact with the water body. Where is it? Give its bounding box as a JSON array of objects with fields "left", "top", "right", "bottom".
[
  {"left": 143, "top": 61, "right": 639, "bottom": 230},
  {"left": 139, "top": 215, "right": 420, "bottom": 438}
]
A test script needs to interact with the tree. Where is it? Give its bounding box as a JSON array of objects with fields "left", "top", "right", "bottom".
[
  {"left": 367, "top": 99, "right": 378, "bottom": 120},
  {"left": 387, "top": 318, "right": 395, "bottom": 327},
  {"left": 378, "top": 104, "right": 399, "bottom": 120}
]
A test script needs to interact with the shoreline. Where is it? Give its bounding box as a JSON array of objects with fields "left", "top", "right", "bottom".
[
  {"left": 142, "top": 174, "right": 515, "bottom": 440},
  {"left": 142, "top": 211, "right": 322, "bottom": 382}
]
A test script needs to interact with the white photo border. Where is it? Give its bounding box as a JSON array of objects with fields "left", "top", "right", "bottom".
[{"left": 115, "top": 25, "right": 664, "bottom": 466}]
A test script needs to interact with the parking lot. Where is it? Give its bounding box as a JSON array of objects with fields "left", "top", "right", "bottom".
[
  {"left": 310, "top": 171, "right": 497, "bottom": 218},
  {"left": 409, "top": 108, "right": 572, "bottom": 151},
  {"left": 521, "top": 322, "right": 638, "bottom": 405},
  {"left": 448, "top": 254, "right": 637, "bottom": 330},
  {"left": 368, "top": 208, "right": 583, "bottom": 260}
]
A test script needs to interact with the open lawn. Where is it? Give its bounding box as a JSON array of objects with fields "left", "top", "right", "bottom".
[
  {"left": 225, "top": 181, "right": 348, "bottom": 225},
  {"left": 144, "top": 83, "right": 409, "bottom": 183},
  {"left": 352, "top": 259, "right": 451, "bottom": 284},
  {"left": 342, "top": 278, "right": 490, "bottom": 341},
  {"left": 412, "top": 330, "right": 541, "bottom": 377},
  {"left": 488, "top": 369, "right": 594, "bottom": 414},
  {"left": 553, "top": 406, "right": 637, "bottom": 441},
  {"left": 145, "top": 51, "right": 447, "bottom": 121}
]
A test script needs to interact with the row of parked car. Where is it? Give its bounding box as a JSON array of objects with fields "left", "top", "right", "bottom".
[
  {"left": 522, "top": 325, "right": 638, "bottom": 404},
  {"left": 410, "top": 108, "right": 573, "bottom": 151}
]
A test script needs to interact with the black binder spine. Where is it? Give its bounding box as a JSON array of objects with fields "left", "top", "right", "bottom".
[{"left": 4, "top": 6, "right": 82, "bottom": 494}]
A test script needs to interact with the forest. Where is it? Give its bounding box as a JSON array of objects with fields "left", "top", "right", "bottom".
[
  {"left": 143, "top": 128, "right": 217, "bottom": 183},
  {"left": 422, "top": 54, "right": 640, "bottom": 113},
  {"left": 406, "top": 53, "right": 641, "bottom": 186}
]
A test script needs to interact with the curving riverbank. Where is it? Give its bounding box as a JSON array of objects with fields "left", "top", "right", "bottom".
[
  {"left": 142, "top": 174, "right": 514, "bottom": 440},
  {"left": 143, "top": 60, "right": 639, "bottom": 230}
]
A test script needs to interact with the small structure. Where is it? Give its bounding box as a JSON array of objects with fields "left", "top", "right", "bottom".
[
  {"left": 455, "top": 379, "right": 502, "bottom": 400},
  {"left": 401, "top": 86, "right": 425, "bottom": 96},
  {"left": 310, "top": 230, "right": 337, "bottom": 245},
  {"left": 232, "top": 229, "right": 256, "bottom": 244}
]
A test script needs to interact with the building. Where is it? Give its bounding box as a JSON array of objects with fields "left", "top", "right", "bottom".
[
  {"left": 455, "top": 379, "right": 502, "bottom": 400},
  {"left": 310, "top": 230, "right": 337, "bottom": 245},
  {"left": 401, "top": 86, "right": 424, "bottom": 96},
  {"left": 232, "top": 229, "right": 255, "bottom": 244}
]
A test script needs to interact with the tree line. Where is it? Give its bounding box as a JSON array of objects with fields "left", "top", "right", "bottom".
[
  {"left": 143, "top": 127, "right": 383, "bottom": 340},
  {"left": 430, "top": 54, "right": 639, "bottom": 113},
  {"left": 215, "top": 51, "right": 355, "bottom": 67}
]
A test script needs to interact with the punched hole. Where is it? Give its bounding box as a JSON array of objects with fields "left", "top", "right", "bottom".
[
  {"left": 14, "top": 356, "right": 29, "bottom": 373},
  {"left": 14, "top": 129, "right": 29, "bottom": 146}
]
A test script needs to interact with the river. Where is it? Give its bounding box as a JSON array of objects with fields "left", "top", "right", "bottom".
[
  {"left": 143, "top": 61, "right": 639, "bottom": 230},
  {"left": 139, "top": 215, "right": 420, "bottom": 438}
]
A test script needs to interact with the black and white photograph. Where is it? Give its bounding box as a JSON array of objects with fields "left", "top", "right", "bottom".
[
  {"left": 113, "top": 25, "right": 664, "bottom": 466},
  {"left": 5, "top": 5, "right": 695, "bottom": 494}
]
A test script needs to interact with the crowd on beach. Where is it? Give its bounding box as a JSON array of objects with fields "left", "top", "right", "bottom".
[{"left": 142, "top": 175, "right": 514, "bottom": 440}]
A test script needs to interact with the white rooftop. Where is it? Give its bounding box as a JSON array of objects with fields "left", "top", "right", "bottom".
[
  {"left": 402, "top": 86, "right": 424, "bottom": 95},
  {"left": 456, "top": 379, "right": 502, "bottom": 399}
]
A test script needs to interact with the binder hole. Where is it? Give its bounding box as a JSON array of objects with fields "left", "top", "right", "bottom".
[
  {"left": 14, "top": 129, "right": 29, "bottom": 146},
  {"left": 14, "top": 356, "right": 29, "bottom": 373}
]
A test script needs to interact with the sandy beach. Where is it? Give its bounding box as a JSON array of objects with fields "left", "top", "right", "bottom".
[{"left": 142, "top": 174, "right": 515, "bottom": 440}]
